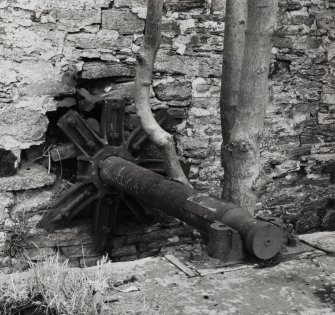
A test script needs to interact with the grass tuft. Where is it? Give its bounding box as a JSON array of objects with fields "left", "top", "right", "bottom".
[{"left": 0, "top": 255, "right": 113, "bottom": 315}]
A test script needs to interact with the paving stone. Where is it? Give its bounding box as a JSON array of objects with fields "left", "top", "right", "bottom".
[{"left": 300, "top": 232, "right": 335, "bottom": 253}]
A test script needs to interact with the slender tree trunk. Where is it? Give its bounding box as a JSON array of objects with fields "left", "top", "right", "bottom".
[
  {"left": 220, "top": 0, "right": 247, "bottom": 200},
  {"left": 134, "top": 0, "right": 191, "bottom": 187},
  {"left": 221, "top": 0, "right": 278, "bottom": 214}
]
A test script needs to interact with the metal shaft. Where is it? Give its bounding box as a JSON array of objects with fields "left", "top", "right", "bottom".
[{"left": 100, "top": 156, "right": 283, "bottom": 260}]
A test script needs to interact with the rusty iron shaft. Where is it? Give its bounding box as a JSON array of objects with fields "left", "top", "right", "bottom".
[{"left": 100, "top": 156, "right": 283, "bottom": 260}]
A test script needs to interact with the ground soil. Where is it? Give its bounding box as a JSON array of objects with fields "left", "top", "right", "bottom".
[{"left": 99, "top": 245, "right": 335, "bottom": 314}]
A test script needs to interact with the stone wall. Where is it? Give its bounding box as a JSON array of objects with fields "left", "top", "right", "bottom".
[
  {"left": 0, "top": 0, "right": 334, "bottom": 269},
  {"left": 260, "top": 0, "right": 335, "bottom": 232}
]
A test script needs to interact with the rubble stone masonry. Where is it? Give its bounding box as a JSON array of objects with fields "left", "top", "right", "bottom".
[{"left": 0, "top": 0, "right": 334, "bottom": 269}]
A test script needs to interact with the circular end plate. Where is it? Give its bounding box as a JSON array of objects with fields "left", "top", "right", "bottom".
[{"left": 246, "top": 223, "right": 283, "bottom": 260}]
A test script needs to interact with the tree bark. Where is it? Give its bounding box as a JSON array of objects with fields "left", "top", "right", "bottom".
[
  {"left": 135, "top": 0, "right": 191, "bottom": 187},
  {"left": 220, "top": 0, "right": 247, "bottom": 199},
  {"left": 221, "top": 0, "right": 278, "bottom": 214}
]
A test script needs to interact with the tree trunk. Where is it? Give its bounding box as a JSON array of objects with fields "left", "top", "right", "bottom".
[
  {"left": 221, "top": 0, "right": 278, "bottom": 214},
  {"left": 134, "top": 0, "right": 191, "bottom": 187},
  {"left": 220, "top": 0, "right": 247, "bottom": 199}
]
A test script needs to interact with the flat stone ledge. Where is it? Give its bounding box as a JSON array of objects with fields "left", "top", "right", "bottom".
[
  {"left": 300, "top": 231, "right": 335, "bottom": 253},
  {"left": 0, "top": 163, "right": 56, "bottom": 192}
]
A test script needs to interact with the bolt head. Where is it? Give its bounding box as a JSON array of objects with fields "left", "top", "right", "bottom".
[
  {"left": 87, "top": 141, "right": 96, "bottom": 149},
  {"left": 67, "top": 118, "right": 76, "bottom": 127}
]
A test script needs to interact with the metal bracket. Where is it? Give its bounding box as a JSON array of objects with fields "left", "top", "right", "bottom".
[
  {"left": 257, "top": 215, "right": 300, "bottom": 247},
  {"left": 206, "top": 221, "right": 245, "bottom": 263}
]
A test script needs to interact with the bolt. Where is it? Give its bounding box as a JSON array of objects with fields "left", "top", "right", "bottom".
[
  {"left": 87, "top": 141, "right": 96, "bottom": 149},
  {"left": 84, "top": 190, "right": 92, "bottom": 197},
  {"left": 67, "top": 118, "right": 76, "bottom": 127},
  {"left": 264, "top": 239, "right": 271, "bottom": 246}
]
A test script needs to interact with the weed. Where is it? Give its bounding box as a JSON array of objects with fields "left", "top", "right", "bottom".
[
  {"left": 0, "top": 255, "right": 113, "bottom": 315},
  {"left": 5, "top": 219, "right": 30, "bottom": 259}
]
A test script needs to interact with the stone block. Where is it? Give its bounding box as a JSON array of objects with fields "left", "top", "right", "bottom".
[
  {"left": 321, "top": 91, "right": 335, "bottom": 105},
  {"left": 192, "top": 77, "right": 210, "bottom": 98},
  {"left": 114, "top": 0, "right": 147, "bottom": 8},
  {"left": 4, "top": 60, "right": 70, "bottom": 97},
  {"left": 286, "top": 0, "right": 303, "bottom": 10},
  {"left": 211, "top": 0, "right": 225, "bottom": 13},
  {"left": 2, "top": 25, "right": 66, "bottom": 61},
  {"left": 290, "top": 9, "right": 315, "bottom": 27},
  {"left": 13, "top": 96, "right": 57, "bottom": 113},
  {"left": 190, "top": 107, "right": 211, "bottom": 117},
  {"left": 154, "top": 80, "right": 192, "bottom": 101},
  {"left": 164, "top": 0, "right": 207, "bottom": 12},
  {"left": 0, "top": 163, "right": 55, "bottom": 192},
  {"left": 167, "top": 100, "right": 191, "bottom": 107},
  {"left": 82, "top": 61, "right": 136, "bottom": 79},
  {"left": 293, "top": 36, "right": 322, "bottom": 50},
  {"left": 27, "top": 225, "right": 94, "bottom": 248},
  {"left": 10, "top": 189, "right": 55, "bottom": 221},
  {"left": 55, "top": 9, "right": 101, "bottom": 31},
  {"left": 102, "top": 10, "right": 145, "bottom": 34},
  {"left": 273, "top": 36, "right": 294, "bottom": 49},
  {"left": 311, "top": 143, "right": 335, "bottom": 162},
  {"left": 192, "top": 97, "right": 220, "bottom": 109},
  {"left": 0, "top": 108, "right": 49, "bottom": 151},
  {"left": 0, "top": 60, "right": 20, "bottom": 85},
  {"left": 318, "top": 109, "right": 335, "bottom": 125},
  {"left": 155, "top": 51, "right": 222, "bottom": 77},
  {"left": 179, "top": 137, "right": 209, "bottom": 150},
  {"left": 66, "top": 30, "right": 131, "bottom": 51}
]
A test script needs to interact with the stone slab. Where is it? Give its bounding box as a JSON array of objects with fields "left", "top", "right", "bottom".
[
  {"left": 82, "top": 61, "right": 135, "bottom": 79},
  {"left": 0, "top": 108, "right": 49, "bottom": 151},
  {"left": 102, "top": 10, "right": 145, "bottom": 34},
  {"left": 154, "top": 80, "right": 192, "bottom": 101},
  {"left": 0, "top": 163, "right": 56, "bottom": 192},
  {"left": 300, "top": 232, "right": 335, "bottom": 253}
]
